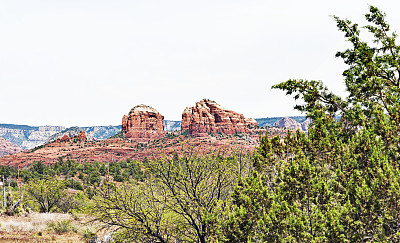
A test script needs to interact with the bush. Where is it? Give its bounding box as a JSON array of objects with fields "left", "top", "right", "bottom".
[
  {"left": 47, "top": 220, "right": 77, "bottom": 234},
  {"left": 57, "top": 194, "right": 83, "bottom": 213},
  {"left": 82, "top": 228, "right": 97, "bottom": 242}
]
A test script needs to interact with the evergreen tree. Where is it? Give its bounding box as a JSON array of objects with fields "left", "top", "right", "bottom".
[{"left": 223, "top": 6, "right": 400, "bottom": 242}]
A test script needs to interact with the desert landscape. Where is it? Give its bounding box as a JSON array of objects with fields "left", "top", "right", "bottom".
[{"left": 2, "top": 1, "right": 400, "bottom": 242}]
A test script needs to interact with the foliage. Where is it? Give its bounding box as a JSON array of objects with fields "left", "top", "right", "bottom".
[
  {"left": 223, "top": 6, "right": 400, "bottom": 242},
  {"left": 47, "top": 219, "right": 77, "bottom": 234},
  {"left": 25, "top": 177, "right": 66, "bottom": 213},
  {"left": 57, "top": 194, "right": 83, "bottom": 213},
  {"left": 82, "top": 228, "right": 97, "bottom": 242},
  {"left": 92, "top": 153, "right": 251, "bottom": 242}
]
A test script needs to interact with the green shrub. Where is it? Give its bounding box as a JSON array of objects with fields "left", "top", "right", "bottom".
[
  {"left": 82, "top": 228, "right": 97, "bottom": 242},
  {"left": 47, "top": 220, "right": 77, "bottom": 234}
]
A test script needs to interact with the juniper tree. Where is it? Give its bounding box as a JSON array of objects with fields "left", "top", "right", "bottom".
[{"left": 223, "top": 6, "right": 400, "bottom": 242}]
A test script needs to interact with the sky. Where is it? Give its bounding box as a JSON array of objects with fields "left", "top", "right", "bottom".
[{"left": 1, "top": 0, "right": 400, "bottom": 127}]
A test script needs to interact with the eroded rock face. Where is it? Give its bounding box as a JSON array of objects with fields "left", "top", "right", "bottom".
[
  {"left": 273, "top": 117, "right": 302, "bottom": 131},
  {"left": 60, "top": 135, "right": 70, "bottom": 142},
  {"left": 76, "top": 131, "right": 87, "bottom": 140},
  {"left": 181, "top": 99, "right": 257, "bottom": 136},
  {"left": 122, "top": 104, "right": 165, "bottom": 141}
]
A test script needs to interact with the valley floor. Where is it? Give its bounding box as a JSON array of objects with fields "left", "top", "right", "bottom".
[{"left": 0, "top": 212, "right": 98, "bottom": 242}]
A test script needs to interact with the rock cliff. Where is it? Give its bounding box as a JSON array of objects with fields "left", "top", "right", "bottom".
[
  {"left": 122, "top": 104, "right": 165, "bottom": 141},
  {"left": 0, "top": 125, "right": 65, "bottom": 149},
  {"left": 273, "top": 117, "right": 311, "bottom": 132},
  {"left": 273, "top": 117, "right": 302, "bottom": 131},
  {"left": 181, "top": 99, "right": 257, "bottom": 136}
]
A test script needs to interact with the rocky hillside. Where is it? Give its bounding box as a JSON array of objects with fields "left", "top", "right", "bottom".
[
  {"left": 0, "top": 127, "right": 289, "bottom": 167},
  {"left": 0, "top": 124, "right": 121, "bottom": 150},
  {"left": 47, "top": 127, "right": 94, "bottom": 143},
  {"left": 82, "top": 125, "right": 121, "bottom": 139},
  {"left": 272, "top": 117, "right": 311, "bottom": 132},
  {"left": 1, "top": 115, "right": 311, "bottom": 151},
  {"left": 0, "top": 124, "right": 65, "bottom": 149},
  {"left": 255, "top": 116, "right": 307, "bottom": 127},
  {"left": 0, "top": 137, "right": 24, "bottom": 157}
]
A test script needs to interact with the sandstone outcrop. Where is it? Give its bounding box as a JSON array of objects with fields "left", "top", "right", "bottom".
[
  {"left": 47, "top": 127, "right": 94, "bottom": 143},
  {"left": 76, "top": 131, "right": 87, "bottom": 140},
  {"left": 60, "top": 135, "right": 70, "bottom": 142},
  {"left": 57, "top": 131, "right": 87, "bottom": 143},
  {"left": 122, "top": 104, "right": 165, "bottom": 141},
  {"left": 181, "top": 99, "right": 257, "bottom": 136}
]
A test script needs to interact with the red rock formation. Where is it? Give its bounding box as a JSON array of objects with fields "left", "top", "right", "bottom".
[
  {"left": 75, "top": 131, "right": 87, "bottom": 140},
  {"left": 60, "top": 135, "right": 70, "bottom": 142},
  {"left": 181, "top": 107, "right": 192, "bottom": 131},
  {"left": 122, "top": 104, "right": 165, "bottom": 141},
  {"left": 181, "top": 99, "right": 257, "bottom": 136},
  {"left": 245, "top": 118, "right": 258, "bottom": 127}
]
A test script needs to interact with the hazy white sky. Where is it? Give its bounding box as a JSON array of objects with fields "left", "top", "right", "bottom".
[{"left": 1, "top": 0, "right": 399, "bottom": 127}]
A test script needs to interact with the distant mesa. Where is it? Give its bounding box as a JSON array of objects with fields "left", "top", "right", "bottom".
[
  {"left": 273, "top": 117, "right": 311, "bottom": 132},
  {"left": 122, "top": 104, "right": 165, "bottom": 142},
  {"left": 181, "top": 98, "right": 257, "bottom": 136}
]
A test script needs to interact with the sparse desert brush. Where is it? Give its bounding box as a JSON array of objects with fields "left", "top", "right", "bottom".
[
  {"left": 82, "top": 227, "right": 97, "bottom": 242},
  {"left": 47, "top": 219, "right": 77, "bottom": 234}
]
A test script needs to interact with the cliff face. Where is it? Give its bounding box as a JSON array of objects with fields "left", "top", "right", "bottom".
[
  {"left": 0, "top": 137, "right": 23, "bottom": 157},
  {"left": 181, "top": 99, "right": 257, "bottom": 136},
  {"left": 0, "top": 125, "right": 65, "bottom": 149},
  {"left": 272, "top": 117, "right": 311, "bottom": 132},
  {"left": 122, "top": 104, "right": 165, "bottom": 141},
  {"left": 273, "top": 117, "right": 302, "bottom": 131}
]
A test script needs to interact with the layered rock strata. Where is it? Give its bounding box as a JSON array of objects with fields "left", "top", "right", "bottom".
[
  {"left": 122, "top": 104, "right": 165, "bottom": 141},
  {"left": 181, "top": 99, "right": 257, "bottom": 136},
  {"left": 0, "top": 125, "right": 65, "bottom": 149}
]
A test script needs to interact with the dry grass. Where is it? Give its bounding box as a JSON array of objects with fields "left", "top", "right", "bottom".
[{"left": 0, "top": 212, "right": 95, "bottom": 242}]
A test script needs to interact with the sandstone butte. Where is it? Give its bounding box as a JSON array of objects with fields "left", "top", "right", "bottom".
[
  {"left": 58, "top": 131, "right": 87, "bottom": 143},
  {"left": 122, "top": 104, "right": 165, "bottom": 142},
  {"left": 181, "top": 98, "right": 257, "bottom": 136}
]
